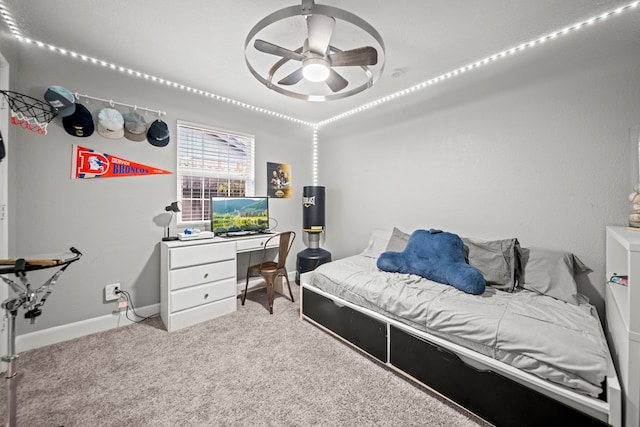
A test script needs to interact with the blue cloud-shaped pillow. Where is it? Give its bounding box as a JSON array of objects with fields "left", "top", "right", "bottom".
[{"left": 377, "top": 229, "right": 486, "bottom": 295}]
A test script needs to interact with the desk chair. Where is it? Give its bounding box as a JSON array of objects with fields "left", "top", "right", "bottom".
[{"left": 242, "top": 231, "right": 296, "bottom": 314}]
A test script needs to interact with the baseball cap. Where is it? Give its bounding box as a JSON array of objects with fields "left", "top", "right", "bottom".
[
  {"left": 62, "top": 103, "right": 94, "bottom": 137},
  {"left": 147, "top": 119, "right": 170, "bottom": 147},
  {"left": 123, "top": 111, "right": 147, "bottom": 142},
  {"left": 97, "top": 108, "right": 124, "bottom": 139},
  {"left": 44, "top": 85, "right": 76, "bottom": 117}
]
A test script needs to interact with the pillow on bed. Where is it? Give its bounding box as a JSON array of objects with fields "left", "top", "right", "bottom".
[
  {"left": 361, "top": 229, "right": 393, "bottom": 258},
  {"left": 377, "top": 229, "right": 486, "bottom": 295},
  {"left": 462, "top": 237, "right": 521, "bottom": 292},
  {"left": 385, "top": 227, "right": 410, "bottom": 252},
  {"left": 519, "top": 247, "right": 592, "bottom": 305}
]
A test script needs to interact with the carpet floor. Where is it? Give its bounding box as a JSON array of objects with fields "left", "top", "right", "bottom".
[{"left": 0, "top": 284, "right": 488, "bottom": 426}]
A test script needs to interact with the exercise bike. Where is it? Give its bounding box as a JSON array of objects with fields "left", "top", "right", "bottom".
[{"left": 0, "top": 247, "right": 82, "bottom": 427}]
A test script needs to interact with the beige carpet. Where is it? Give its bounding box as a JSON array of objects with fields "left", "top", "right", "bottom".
[{"left": 0, "top": 284, "right": 487, "bottom": 426}]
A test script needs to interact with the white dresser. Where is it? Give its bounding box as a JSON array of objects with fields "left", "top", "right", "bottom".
[
  {"left": 160, "top": 234, "right": 280, "bottom": 332},
  {"left": 606, "top": 226, "right": 640, "bottom": 427}
]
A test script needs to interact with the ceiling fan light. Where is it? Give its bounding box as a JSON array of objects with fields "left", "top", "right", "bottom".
[{"left": 302, "top": 60, "right": 330, "bottom": 82}]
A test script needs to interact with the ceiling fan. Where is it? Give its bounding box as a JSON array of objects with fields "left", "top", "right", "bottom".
[
  {"left": 245, "top": 0, "right": 385, "bottom": 101},
  {"left": 254, "top": 13, "right": 378, "bottom": 93}
]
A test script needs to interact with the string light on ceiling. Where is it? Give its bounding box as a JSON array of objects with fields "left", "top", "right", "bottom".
[
  {"left": 0, "top": 0, "right": 637, "bottom": 127},
  {"left": 312, "top": 126, "right": 319, "bottom": 185},
  {"left": 0, "top": 0, "right": 20, "bottom": 38},
  {"left": 318, "top": 0, "right": 640, "bottom": 127}
]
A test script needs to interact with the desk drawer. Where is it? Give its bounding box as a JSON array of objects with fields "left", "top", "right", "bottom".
[
  {"left": 170, "top": 242, "right": 235, "bottom": 269},
  {"left": 170, "top": 278, "right": 236, "bottom": 313},
  {"left": 169, "top": 297, "right": 236, "bottom": 331},
  {"left": 236, "top": 235, "right": 279, "bottom": 252},
  {"left": 170, "top": 260, "right": 235, "bottom": 291}
]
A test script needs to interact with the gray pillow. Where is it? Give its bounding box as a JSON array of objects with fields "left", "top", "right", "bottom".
[
  {"left": 385, "top": 227, "right": 410, "bottom": 252},
  {"left": 519, "top": 247, "right": 591, "bottom": 305},
  {"left": 462, "top": 237, "right": 521, "bottom": 292},
  {"left": 361, "top": 229, "right": 393, "bottom": 258}
]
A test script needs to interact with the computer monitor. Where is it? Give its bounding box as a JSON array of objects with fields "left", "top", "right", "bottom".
[{"left": 211, "top": 196, "right": 269, "bottom": 236}]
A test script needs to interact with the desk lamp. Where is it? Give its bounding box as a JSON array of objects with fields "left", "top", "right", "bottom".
[{"left": 162, "top": 201, "right": 182, "bottom": 241}]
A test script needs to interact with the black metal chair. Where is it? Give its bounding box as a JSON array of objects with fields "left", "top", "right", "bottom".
[{"left": 242, "top": 231, "right": 296, "bottom": 314}]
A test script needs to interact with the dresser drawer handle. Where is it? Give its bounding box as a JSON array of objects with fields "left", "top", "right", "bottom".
[
  {"left": 204, "top": 273, "right": 209, "bottom": 279},
  {"left": 204, "top": 293, "right": 209, "bottom": 299}
]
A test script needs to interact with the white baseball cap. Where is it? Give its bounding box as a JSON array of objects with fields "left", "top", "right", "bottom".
[{"left": 97, "top": 108, "right": 124, "bottom": 139}]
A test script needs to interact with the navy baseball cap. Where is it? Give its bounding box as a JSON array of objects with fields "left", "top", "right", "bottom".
[
  {"left": 44, "top": 85, "right": 76, "bottom": 117},
  {"left": 63, "top": 103, "right": 94, "bottom": 137},
  {"left": 147, "top": 119, "right": 170, "bottom": 147}
]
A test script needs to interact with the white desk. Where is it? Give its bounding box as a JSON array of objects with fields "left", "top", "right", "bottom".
[{"left": 160, "top": 233, "right": 280, "bottom": 332}]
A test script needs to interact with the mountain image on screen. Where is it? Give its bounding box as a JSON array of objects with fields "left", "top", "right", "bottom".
[{"left": 211, "top": 197, "right": 269, "bottom": 235}]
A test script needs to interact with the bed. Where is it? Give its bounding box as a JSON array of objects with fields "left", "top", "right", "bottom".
[{"left": 299, "top": 228, "right": 622, "bottom": 427}]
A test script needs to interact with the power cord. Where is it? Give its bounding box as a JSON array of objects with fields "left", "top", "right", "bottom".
[
  {"left": 114, "top": 289, "right": 158, "bottom": 323},
  {"left": 268, "top": 216, "right": 279, "bottom": 232}
]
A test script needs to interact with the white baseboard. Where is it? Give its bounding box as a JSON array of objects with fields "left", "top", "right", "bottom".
[
  {"left": 15, "top": 272, "right": 298, "bottom": 353},
  {"left": 16, "top": 303, "right": 160, "bottom": 353}
]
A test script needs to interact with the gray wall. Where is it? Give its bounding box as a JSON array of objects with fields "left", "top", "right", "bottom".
[
  {"left": 317, "top": 13, "right": 640, "bottom": 318},
  {"left": 5, "top": 38, "right": 312, "bottom": 334},
  {"left": 4, "top": 10, "right": 639, "bottom": 335}
]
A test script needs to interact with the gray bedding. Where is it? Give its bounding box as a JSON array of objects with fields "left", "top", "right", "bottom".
[{"left": 308, "top": 254, "right": 609, "bottom": 397}]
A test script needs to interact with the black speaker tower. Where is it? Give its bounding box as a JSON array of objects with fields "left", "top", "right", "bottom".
[{"left": 296, "top": 186, "right": 331, "bottom": 284}]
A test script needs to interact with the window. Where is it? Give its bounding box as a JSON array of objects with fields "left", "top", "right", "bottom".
[{"left": 176, "top": 121, "right": 255, "bottom": 225}]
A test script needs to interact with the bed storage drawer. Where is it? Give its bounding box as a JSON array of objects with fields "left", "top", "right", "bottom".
[
  {"left": 389, "top": 326, "right": 605, "bottom": 427},
  {"left": 302, "top": 287, "right": 387, "bottom": 362}
]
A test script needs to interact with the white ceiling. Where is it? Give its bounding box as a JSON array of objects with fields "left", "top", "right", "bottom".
[{"left": 1, "top": 0, "right": 635, "bottom": 123}]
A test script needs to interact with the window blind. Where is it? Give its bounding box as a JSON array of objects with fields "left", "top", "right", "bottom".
[{"left": 176, "top": 121, "right": 255, "bottom": 224}]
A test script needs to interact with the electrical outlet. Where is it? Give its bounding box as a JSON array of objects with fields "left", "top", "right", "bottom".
[{"left": 104, "top": 283, "right": 120, "bottom": 301}]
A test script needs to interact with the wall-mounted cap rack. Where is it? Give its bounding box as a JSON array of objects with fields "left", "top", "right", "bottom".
[{"left": 74, "top": 92, "right": 166, "bottom": 117}]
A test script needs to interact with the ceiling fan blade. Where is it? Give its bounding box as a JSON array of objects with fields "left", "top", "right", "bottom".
[
  {"left": 254, "top": 39, "right": 305, "bottom": 61},
  {"left": 307, "top": 14, "right": 335, "bottom": 55},
  {"left": 278, "top": 68, "right": 305, "bottom": 86},
  {"left": 325, "top": 69, "right": 348, "bottom": 92},
  {"left": 329, "top": 47, "right": 378, "bottom": 67}
]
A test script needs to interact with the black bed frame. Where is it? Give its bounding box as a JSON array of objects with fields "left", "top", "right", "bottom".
[{"left": 301, "top": 285, "right": 609, "bottom": 427}]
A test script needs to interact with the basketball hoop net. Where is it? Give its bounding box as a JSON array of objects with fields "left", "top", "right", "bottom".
[{"left": 0, "top": 90, "right": 56, "bottom": 135}]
